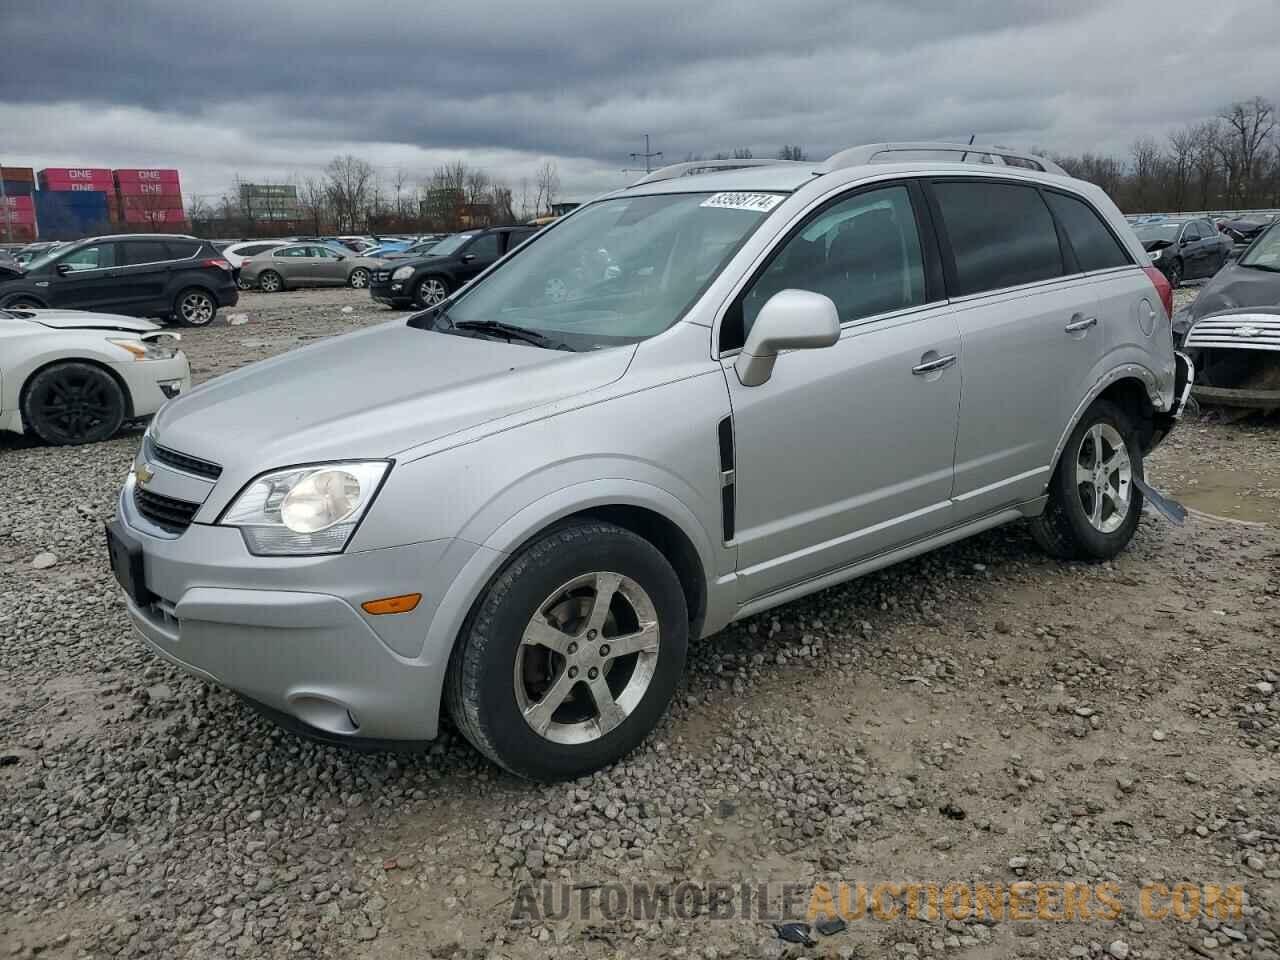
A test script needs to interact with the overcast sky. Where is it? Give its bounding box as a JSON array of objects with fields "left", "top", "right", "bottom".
[{"left": 2, "top": 0, "right": 1278, "bottom": 205}]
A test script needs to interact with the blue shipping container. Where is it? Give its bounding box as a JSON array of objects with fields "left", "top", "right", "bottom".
[
  {"left": 2, "top": 179, "right": 34, "bottom": 196},
  {"left": 36, "top": 190, "right": 111, "bottom": 238}
]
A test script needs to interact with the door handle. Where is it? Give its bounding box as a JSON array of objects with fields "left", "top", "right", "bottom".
[
  {"left": 1064, "top": 315, "right": 1097, "bottom": 333},
  {"left": 911, "top": 354, "right": 957, "bottom": 375}
]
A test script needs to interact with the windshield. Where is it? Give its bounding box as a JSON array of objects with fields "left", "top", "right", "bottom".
[
  {"left": 427, "top": 233, "right": 473, "bottom": 257},
  {"left": 1134, "top": 223, "right": 1183, "bottom": 243},
  {"left": 436, "top": 191, "right": 782, "bottom": 349},
  {"left": 1240, "top": 223, "right": 1280, "bottom": 270}
]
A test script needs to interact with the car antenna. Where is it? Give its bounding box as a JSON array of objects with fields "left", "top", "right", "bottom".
[{"left": 960, "top": 133, "right": 975, "bottom": 164}]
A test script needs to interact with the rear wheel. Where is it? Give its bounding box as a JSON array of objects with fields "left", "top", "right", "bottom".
[
  {"left": 258, "top": 270, "right": 283, "bottom": 293},
  {"left": 349, "top": 267, "right": 370, "bottom": 289},
  {"left": 173, "top": 288, "right": 217, "bottom": 327},
  {"left": 1030, "top": 399, "right": 1143, "bottom": 561},
  {"left": 21, "top": 362, "right": 126, "bottom": 445},
  {"left": 415, "top": 276, "right": 449, "bottom": 308},
  {"left": 4, "top": 296, "right": 45, "bottom": 310},
  {"left": 446, "top": 521, "right": 688, "bottom": 781}
]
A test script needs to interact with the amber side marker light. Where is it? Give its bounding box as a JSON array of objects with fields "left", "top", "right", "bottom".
[{"left": 361, "top": 593, "right": 422, "bottom": 615}]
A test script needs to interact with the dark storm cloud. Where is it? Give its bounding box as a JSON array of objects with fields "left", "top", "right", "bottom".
[{"left": 2, "top": 0, "right": 1278, "bottom": 198}]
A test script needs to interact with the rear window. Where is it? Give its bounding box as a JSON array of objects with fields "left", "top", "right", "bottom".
[
  {"left": 933, "top": 180, "right": 1064, "bottom": 295},
  {"left": 120, "top": 240, "right": 170, "bottom": 265},
  {"left": 167, "top": 240, "right": 201, "bottom": 259},
  {"left": 1043, "top": 192, "right": 1130, "bottom": 272}
]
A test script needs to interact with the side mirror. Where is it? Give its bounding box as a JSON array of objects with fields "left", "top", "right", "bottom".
[
  {"left": 461, "top": 253, "right": 477, "bottom": 263},
  {"left": 1180, "top": 236, "right": 1193, "bottom": 246},
  {"left": 55, "top": 263, "right": 73, "bottom": 276},
  {"left": 734, "top": 289, "right": 841, "bottom": 387}
]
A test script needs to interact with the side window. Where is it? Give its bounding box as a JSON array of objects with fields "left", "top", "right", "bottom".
[
  {"left": 166, "top": 240, "right": 200, "bottom": 259},
  {"left": 932, "top": 180, "right": 1064, "bottom": 295},
  {"left": 1199, "top": 220, "right": 1217, "bottom": 238},
  {"left": 505, "top": 230, "right": 533, "bottom": 252},
  {"left": 120, "top": 240, "right": 169, "bottom": 265},
  {"left": 59, "top": 243, "right": 116, "bottom": 271},
  {"left": 1181, "top": 222, "right": 1201, "bottom": 242},
  {"left": 726, "top": 184, "right": 927, "bottom": 349},
  {"left": 275, "top": 246, "right": 303, "bottom": 258},
  {"left": 465, "top": 233, "right": 502, "bottom": 259},
  {"left": 1043, "top": 192, "right": 1130, "bottom": 271}
]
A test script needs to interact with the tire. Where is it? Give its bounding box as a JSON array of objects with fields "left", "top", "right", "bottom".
[
  {"left": 4, "top": 297, "right": 45, "bottom": 310},
  {"left": 348, "top": 267, "right": 370, "bottom": 289},
  {"left": 414, "top": 275, "right": 449, "bottom": 308},
  {"left": 236, "top": 274, "right": 253, "bottom": 291},
  {"left": 258, "top": 270, "right": 283, "bottom": 293},
  {"left": 1029, "top": 399, "right": 1144, "bottom": 561},
  {"left": 1165, "top": 258, "right": 1183, "bottom": 289},
  {"left": 21, "top": 361, "right": 126, "bottom": 446},
  {"left": 445, "top": 520, "right": 689, "bottom": 781},
  {"left": 173, "top": 287, "right": 217, "bottom": 327}
]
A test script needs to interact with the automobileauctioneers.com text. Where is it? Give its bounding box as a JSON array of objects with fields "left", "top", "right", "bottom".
[{"left": 512, "top": 879, "right": 1244, "bottom": 925}]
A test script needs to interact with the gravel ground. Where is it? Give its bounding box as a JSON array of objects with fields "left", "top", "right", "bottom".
[{"left": 2, "top": 287, "right": 1278, "bottom": 960}]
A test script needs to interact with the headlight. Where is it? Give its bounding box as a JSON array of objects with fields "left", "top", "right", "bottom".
[
  {"left": 109, "top": 337, "right": 179, "bottom": 361},
  {"left": 219, "top": 461, "right": 390, "bottom": 555},
  {"left": 1149, "top": 248, "right": 1163, "bottom": 261},
  {"left": 391, "top": 265, "right": 415, "bottom": 280}
]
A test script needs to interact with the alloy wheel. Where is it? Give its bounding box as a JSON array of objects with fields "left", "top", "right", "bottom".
[
  {"left": 35, "top": 370, "right": 115, "bottom": 442},
  {"left": 1075, "top": 422, "right": 1131, "bottom": 534},
  {"left": 350, "top": 268, "right": 369, "bottom": 289},
  {"left": 417, "top": 278, "right": 448, "bottom": 306},
  {"left": 513, "top": 571, "right": 660, "bottom": 745},
  {"left": 180, "top": 292, "right": 215, "bottom": 325},
  {"left": 259, "top": 272, "right": 281, "bottom": 293}
]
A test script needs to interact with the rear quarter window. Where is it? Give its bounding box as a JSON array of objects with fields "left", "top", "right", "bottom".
[
  {"left": 932, "top": 180, "right": 1064, "bottom": 296},
  {"left": 1043, "top": 192, "right": 1131, "bottom": 272}
]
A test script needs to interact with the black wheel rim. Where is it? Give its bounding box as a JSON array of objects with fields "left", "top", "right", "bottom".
[{"left": 35, "top": 370, "right": 116, "bottom": 442}]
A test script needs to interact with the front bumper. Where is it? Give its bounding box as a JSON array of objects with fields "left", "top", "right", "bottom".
[
  {"left": 368, "top": 278, "right": 411, "bottom": 306},
  {"left": 113, "top": 354, "right": 192, "bottom": 418},
  {"left": 116, "top": 482, "right": 481, "bottom": 741}
]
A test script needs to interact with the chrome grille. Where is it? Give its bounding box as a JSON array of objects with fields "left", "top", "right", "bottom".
[
  {"left": 1185, "top": 314, "right": 1280, "bottom": 351},
  {"left": 134, "top": 487, "right": 200, "bottom": 534},
  {"left": 147, "top": 439, "right": 222, "bottom": 480}
]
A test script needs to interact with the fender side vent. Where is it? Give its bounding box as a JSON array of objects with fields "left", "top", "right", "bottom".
[
  {"left": 721, "top": 485, "right": 735, "bottom": 542},
  {"left": 717, "top": 416, "right": 735, "bottom": 471},
  {"left": 718, "top": 416, "right": 735, "bottom": 541}
]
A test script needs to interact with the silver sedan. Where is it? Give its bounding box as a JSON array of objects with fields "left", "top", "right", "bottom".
[{"left": 240, "top": 243, "right": 384, "bottom": 292}]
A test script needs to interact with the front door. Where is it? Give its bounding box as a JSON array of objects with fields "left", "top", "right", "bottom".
[
  {"left": 45, "top": 241, "right": 123, "bottom": 311},
  {"left": 721, "top": 182, "right": 962, "bottom": 602},
  {"left": 458, "top": 232, "right": 502, "bottom": 283}
]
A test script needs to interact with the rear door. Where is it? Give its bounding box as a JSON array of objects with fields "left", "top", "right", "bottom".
[
  {"left": 1179, "top": 221, "right": 1208, "bottom": 278},
  {"left": 929, "top": 177, "right": 1100, "bottom": 520},
  {"left": 117, "top": 239, "right": 174, "bottom": 314},
  {"left": 310, "top": 245, "right": 348, "bottom": 285}
]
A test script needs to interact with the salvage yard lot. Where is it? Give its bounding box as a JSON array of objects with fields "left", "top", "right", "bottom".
[{"left": 1, "top": 288, "right": 1278, "bottom": 960}]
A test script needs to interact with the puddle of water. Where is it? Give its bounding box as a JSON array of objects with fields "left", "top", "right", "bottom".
[{"left": 1169, "top": 468, "right": 1273, "bottom": 524}]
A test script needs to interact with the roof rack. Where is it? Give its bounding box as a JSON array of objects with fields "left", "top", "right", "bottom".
[
  {"left": 628, "top": 158, "right": 806, "bottom": 187},
  {"left": 819, "top": 142, "right": 1068, "bottom": 177}
]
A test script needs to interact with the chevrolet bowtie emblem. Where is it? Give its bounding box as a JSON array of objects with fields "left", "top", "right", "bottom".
[
  {"left": 135, "top": 462, "right": 155, "bottom": 486},
  {"left": 1234, "top": 324, "right": 1261, "bottom": 338}
]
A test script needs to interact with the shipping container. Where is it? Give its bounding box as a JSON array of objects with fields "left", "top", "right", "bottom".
[
  {"left": 0, "top": 166, "right": 36, "bottom": 183},
  {"left": 115, "top": 179, "right": 183, "bottom": 197},
  {"left": 2, "top": 179, "right": 35, "bottom": 196},
  {"left": 113, "top": 168, "right": 181, "bottom": 186},
  {"left": 1, "top": 207, "right": 37, "bottom": 225},
  {"left": 1, "top": 224, "right": 38, "bottom": 242},
  {"left": 36, "top": 190, "right": 112, "bottom": 238},
  {"left": 119, "top": 194, "right": 185, "bottom": 211},
  {"left": 41, "top": 176, "right": 116, "bottom": 193},
  {"left": 1, "top": 195, "right": 35, "bottom": 209},
  {"left": 121, "top": 207, "right": 188, "bottom": 225},
  {"left": 39, "top": 166, "right": 112, "bottom": 182}
]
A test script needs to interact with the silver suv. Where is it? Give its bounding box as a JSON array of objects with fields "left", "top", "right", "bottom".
[{"left": 109, "top": 142, "right": 1192, "bottom": 780}]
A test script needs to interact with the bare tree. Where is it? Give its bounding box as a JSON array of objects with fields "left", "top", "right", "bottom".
[
  {"left": 517, "top": 177, "right": 531, "bottom": 223},
  {"left": 535, "top": 160, "right": 560, "bottom": 215},
  {"left": 1219, "top": 97, "right": 1276, "bottom": 206},
  {"left": 324, "top": 154, "right": 375, "bottom": 232},
  {"left": 776, "top": 145, "right": 807, "bottom": 161},
  {"left": 1129, "top": 137, "right": 1163, "bottom": 211},
  {"left": 299, "top": 177, "right": 329, "bottom": 235},
  {"left": 1192, "top": 120, "right": 1223, "bottom": 209},
  {"left": 1166, "top": 125, "right": 1197, "bottom": 212}
]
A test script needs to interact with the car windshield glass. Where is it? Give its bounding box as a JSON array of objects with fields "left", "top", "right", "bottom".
[
  {"left": 435, "top": 191, "right": 781, "bottom": 349},
  {"left": 1134, "top": 223, "right": 1183, "bottom": 243},
  {"left": 1239, "top": 224, "right": 1280, "bottom": 270},
  {"left": 427, "top": 233, "right": 473, "bottom": 257}
]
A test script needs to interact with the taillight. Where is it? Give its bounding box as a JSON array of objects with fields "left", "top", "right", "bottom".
[
  {"left": 201, "top": 258, "right": 231, "bottom": 272},
  {"left": 1143, "top": 266, "right": 1173, "bottom": 321}
]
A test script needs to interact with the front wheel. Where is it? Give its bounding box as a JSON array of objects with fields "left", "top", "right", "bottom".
[
  {"left": 21, "top": 361, "right": 126, "bottom": 445},
  {"left": 445, "top": 521, "right": 688, "bottom": 781},
  {"left": 4, "top": 297, "right": 46, "bottom": 310},
  {"left": 349, "top": 267, "right": 370, "bottom": 289},
  {"left": 415, "top": 276, "right": 449, "bottom": 308},
  {"left": 1029, "top": 399, "right": 1144, "bottom": 561},
  {"left": 1165, "top": 258, "right": 1183, "bottom": 289}
]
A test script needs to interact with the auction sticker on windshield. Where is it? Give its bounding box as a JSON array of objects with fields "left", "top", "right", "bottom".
[{"left": 700, "top": 192, "right": 785, "bottom": 213}]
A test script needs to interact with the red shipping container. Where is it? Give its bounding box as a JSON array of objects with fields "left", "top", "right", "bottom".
[
  {"left": 119, "top": 194, "right": 185, "bottom": 212},
  {"left": 2, "top": 207, "right": 36, "bottom": 225},
  {"left": 114, "top": 168, "right": 180, "bottom": 186},
  {"left": 116, "top": 180, "right": 183, "bottom": 197},
  {"left": 1, "top": 166, "right": 35, "bottom": 183},
  {"left": 2, "top": 224, "right": 37, "bottom": 241},
  {"left": 122, "top": 207, "right": 187, "bottom": 224},
  {"left": 41, "top": 176, "right": 115, "bottom": 192},
  {"left": 40, "top": 166, "right": 112, "bottom": 182},
  {"left": 2, "top": 195, "right": 35, "bottom": 209}
]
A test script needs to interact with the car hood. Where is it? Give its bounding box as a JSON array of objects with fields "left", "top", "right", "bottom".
[
  {"left": 1174, "top": 262, "right": 1280, "bottom": 336},
  {"left": 1142, "top": 239, "right": 1174, "bottom": 252},
  {"left": 151, "top": 320, "right": 635, "bottom": 478},
  {"left": 9, "top": 308, "right": 160, "bottom": 333}
]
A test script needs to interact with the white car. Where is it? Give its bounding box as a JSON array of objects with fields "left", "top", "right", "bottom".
[
  {"left": 1, "top": 307, "right": 190, "bottom": 445},
  {"left": 220, "top": 241, "right": 288, "bottom": 289}
]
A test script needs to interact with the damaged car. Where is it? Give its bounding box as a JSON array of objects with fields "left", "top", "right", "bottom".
[
  {"left": 1136, "top": 218, "right": 1231, "bottom": 288},
  {"left": 1178, "top": 221, "right": 1280, "bottom": 412}
]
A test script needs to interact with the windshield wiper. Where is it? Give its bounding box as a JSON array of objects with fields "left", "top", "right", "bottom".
[
  {"left": 1239, "top": 261, "right": 1280, "bottom": 273},
  {"left": 452, "top": 319, "right": 573, "bottom": 351}
]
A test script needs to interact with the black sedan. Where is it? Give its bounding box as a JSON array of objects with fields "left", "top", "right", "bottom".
[
  {"left": 369, "top": 226, "right": 536, "bottom": 308},
  {"left": 1135, "top": 218, "right": 1231, "bottom": 288}
]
